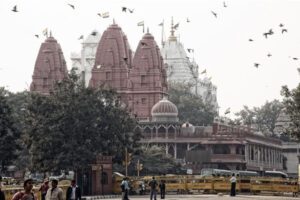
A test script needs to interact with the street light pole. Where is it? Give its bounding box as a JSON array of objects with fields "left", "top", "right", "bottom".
[{"left": 125, "top": 147, "right": 128, "bottom": 177}]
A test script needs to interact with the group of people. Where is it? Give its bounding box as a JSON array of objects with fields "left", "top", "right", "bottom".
[
  {"left": 121, "top": 176, "right": 165, "bottom": 200},
  {"left": 0, "top": 178, "right": 81, "bottom": 200}
]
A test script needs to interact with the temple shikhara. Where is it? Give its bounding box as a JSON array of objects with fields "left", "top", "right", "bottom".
[{"left": 30, "top": 20, "right": 295, "bottom": 176}]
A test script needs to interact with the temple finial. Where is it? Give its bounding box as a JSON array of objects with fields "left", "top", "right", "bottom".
[
  {"left": 49, "top": 30, "right": 52, "bottom": 37},
  {"left": 113, "top": 18, "right": 115, "bottom": 24},
  {"left": 171, "top": 16, "right": 174, "bottom": 36},
  {"left": 147, "top": 27, "right": 149, "bottom": 33}
]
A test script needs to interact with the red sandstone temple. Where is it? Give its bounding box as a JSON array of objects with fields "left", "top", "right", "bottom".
[{"left": 30, "top": 32, "right": 68, "bottom": 94}]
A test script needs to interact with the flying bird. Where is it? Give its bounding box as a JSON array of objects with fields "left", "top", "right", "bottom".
[
  {"left": 281, "top": 29, "right": 288, "bottom": 34},
  {"left": 211, "top": 11, "right": 217, "bottom": 18},
  {"left": 12, "top": 5, "right": 18, "bottom": 12},
  {"left": 97, "top": 13, "right": 101, "bottom": 17},
  {"left": 78, "top": 35, "right": 84, "bottom": 40},
  {"left": 122, "top": 7, "right": 127, "bottom": 12},
  {"left": 128, "top": 9, "right": 134, "bottom": 13},
  {"left": 254, "top": 63, "right": 260, "bottom": 68},
  {"left": 224, "top": 108, "right": 230, "bottom": 115},
  {"left": 34, "top": 34, "right": 39, "bottom": 38},
  {"left": 267, "top": 53, "right": 272, "bottom": 57},
  {"left": 200, "top": 69, "right": 207, "bottom": 74},
  {"left": 91, "top": 31, "right": 97, "bottom": 36},
  {"left": 173, "top": 23, "right": 179, "bottom": 30},
  {"left": 187, "top": 18, "right": 190, "bottom": 23},
  {"left": 249, "top": 39, "right": 254, "bottom": 42},
  {"left": 293, "top": 57, "right": 298, "bottom": 60},
  {"left": 223, "top": 1, "right": 227, "bottom": 7},
  {"left": 67, "top": 3, "right": 75, "bottom": 9},
  {"left": 279, "top": 23, "right": 284, "bottom": 27}
]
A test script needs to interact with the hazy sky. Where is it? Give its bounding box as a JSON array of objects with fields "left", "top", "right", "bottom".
[{"left": 1, "top": 0, "right": 300, "bottom": 116}]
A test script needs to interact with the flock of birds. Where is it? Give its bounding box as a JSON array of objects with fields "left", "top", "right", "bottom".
[{"left": 9, "top": 2, "right": 300, "bottom": 116}]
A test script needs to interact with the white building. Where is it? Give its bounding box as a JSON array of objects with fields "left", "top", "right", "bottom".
[
  {"left": 160, "top": 19, "right": 218, "bottom": 110},
  {"left": 71, "top": 30, "right": 101, "bottom": 86}
]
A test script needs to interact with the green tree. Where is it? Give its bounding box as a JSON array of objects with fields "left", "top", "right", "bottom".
[
  {"left": 168, "top": 82, "right": 217, "bottom": 125},
  {"left": 235, "top": 100, "right": 283, "bottom": 134},
  {"left": 0, "top": 87, "right": 20, "bottom": 173},
  {"left": 25, "top": 69, "right": 140, "bottom": 172},
  {"left": 281, "top": 84, "right": 300, "bottom": 139}
]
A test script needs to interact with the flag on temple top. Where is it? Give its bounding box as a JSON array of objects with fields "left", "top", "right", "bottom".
[
  {"left": 102, "top": 12, "right": 109, "bottom": 18},
  {"left": 137, "top": 21, "right": 144, "bottom": 26},
  {"left": 42, "top": 28, "right": 48, "bottom": 37}
]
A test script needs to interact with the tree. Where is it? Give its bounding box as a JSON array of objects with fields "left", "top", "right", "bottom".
[
  {"left": 281, "top": 84, "right": 300, "bottom": 139},
  {"left": 25, "top": 69, "right": 140, "bottom": 172},
  {"left": 168, "top": 82, "right": 217, "bottom": 125},
  {"left": 235, "top": 100, "right": 283, "bottom": 135},
  {"left": 0, "top": 87, "right": 20, "bottom": 173},
  {"left": 113, "top": 145, "right": 181, "bottom": 176}
]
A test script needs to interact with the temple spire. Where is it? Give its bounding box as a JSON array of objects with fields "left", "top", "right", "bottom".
[{"left": 169, "top": 17, "right": 177, "bottom": 41}]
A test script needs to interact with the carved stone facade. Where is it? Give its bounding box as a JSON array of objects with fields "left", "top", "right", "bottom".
[
  {"left": 30, "top": 34, "right": 68, "bottom": 94},
  {"left": 89, "top": 22, "right": 167, "bottom": 119}
]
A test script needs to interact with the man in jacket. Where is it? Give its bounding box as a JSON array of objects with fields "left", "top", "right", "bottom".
[
  {"left": 46, "top": 179, "right": 63, "bottom": 200},
  {"left": 66, "top": 180, "right": 81, "bottom": 200}
]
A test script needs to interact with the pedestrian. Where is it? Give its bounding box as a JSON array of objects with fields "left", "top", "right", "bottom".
[
  {"left": 139, "top": 181, "right": 145, "bottom": 195},
  {"left": 159, "top": 180, "right": 165, "bottom": 199},
  {"left": 230, "top": 173, "right": 236, "bottom": 197},
  {"left": 0, "top": 185, "right": 5, "bottom": 200},
  {"left": 149, "top": 177, "right": 158, "bottom": 200},
  {"left": 39, "top": 179, "right": 49, "bottom": 200},
  {"left": 66, "top": 180, "right": 81, "bottom": 200},
  {"left": 121, "top": 177, "right": 129, "bottom": 200},
  {"left": 45, "top": 179, "right": 63, "bottom": 200},
  {"left": 12, "top": 179, "right": 35, "bottom": 200}
]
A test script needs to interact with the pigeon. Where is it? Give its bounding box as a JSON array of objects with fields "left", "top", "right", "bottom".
[
  {"left": 249, "top": 39, "right": 254, "bottom": 42},
  {"left": 211, "top": 11, "right": 217, "bottom": 18},
  {"left": 97, "top": 13, "right": 101, "bottom": 17},
  {"left": 187, "top": 18, "right": 190, "bottom": 23},
  {"left": 268, "top": 29, "right": 274, "bottom": 35},
  {"left": 223, "top": 1, "right": 227, "bottom": 7},
  {"left": 122, "top": 7, "right": 127, "bottom": 12},
  {"left": 267, "top": 53, "right": 272, "bottom": 57},
  {"left": 282, "top": 29, "right": 288, "bottom": 34},
  {"left": 293, "top": 57, "right": 298, "bottom": 60},
  {"left": 35, "top": 34, "right": 39, "bottom": 38},
  {"left": 78, "top": 35, "right": 84, "bottom": 40},
  {"left": 173, "top": 23, "right": 179, "bottom": 30},
  {"left": 279, "top": 23, "right": 284, "bottom": 27},
  {"left": 254, "top": 63, "right": 260, "bottom": 68},
  {"left": 12, "top": 5, "right": 18, "bottom": 12},
  {"left": 91, "top": 31, "right": 97, "bottom": 36},
  {"left": 67, "top": 4, "right": 75, "bottom": 9},
  {"left": 263, "top": 32, "right": 269, "bottom": 39},
  {"left": 224, "top": 108, "right": 230, "bottom": 115},
  {"left": 200, "top": 69, "right": 207, "bottom": 74},
  {"left": 128, "top": 9, "right": 134, "bottom": 13},
  {"left": 123, "top": 57, "right": 128, "bottom": 62},
  {"left": 141, "top": 42, "right": 147, "bottom": 46}
]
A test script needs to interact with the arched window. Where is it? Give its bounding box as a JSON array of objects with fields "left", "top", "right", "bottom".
[{"left": 158, "top": 126, "right": 166, "bottom": 138}]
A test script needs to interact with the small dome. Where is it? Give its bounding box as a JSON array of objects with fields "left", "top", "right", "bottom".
[{"left": 151, "top": 98, "right": 178, "bottom": 117}]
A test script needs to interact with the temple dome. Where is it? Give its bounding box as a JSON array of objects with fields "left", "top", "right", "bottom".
[{"left": 151, "top": 98, "right": 178, "bottom": 119}]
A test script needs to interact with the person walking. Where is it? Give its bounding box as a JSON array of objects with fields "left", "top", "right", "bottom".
[
  {"left": 121, "top": 177, "right": 129, "bottom": 200},
  {"left": 39, "top": 179, "right": 49, "bottom": 200},
  {"left": 149, "top": 177, "right": 158, "bottom": 200},
  {"left": 230, "top": 173, "right": 236, "bottom": 197},
  {"left": 66, "top": 180, "right": 81, "bottom": 200},
  {"left": 45, "top": 179, "right": 63, "bottom": 200},
  {"left": 12, "top": 179, "right": 35, "bottom": 200},
  {"left": 159, "top": 180, "right": 165, "bottom": 199}
]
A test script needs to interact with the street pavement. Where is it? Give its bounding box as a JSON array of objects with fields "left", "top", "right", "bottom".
[{"left": 106, "top": 194, "right": 299, "bottom": 200}]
